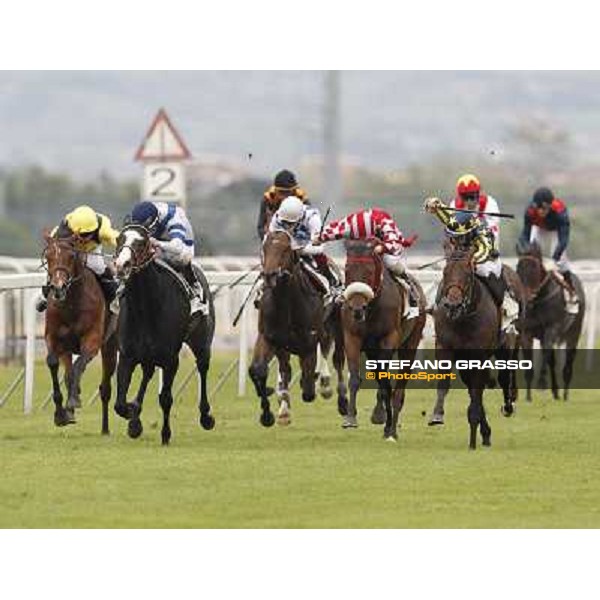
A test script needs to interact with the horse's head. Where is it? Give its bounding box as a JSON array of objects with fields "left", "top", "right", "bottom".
[
  {"left": 343, "top": 240, "right": 383, "bottom": 322},
  {"left": 261, "top": 231, "right": 296, "bottom": 289},
  {"left": 440, "top": 244, "right": 476, "bottom": 320},
  {"left": 42, "top": 233, "right": 83, "bottom": 303},
  {"left": 516, "top": 241, "right": 546, "bottom": 303},
  {"left": 114, "top": 225, "right": 154, "bottom": 282}
]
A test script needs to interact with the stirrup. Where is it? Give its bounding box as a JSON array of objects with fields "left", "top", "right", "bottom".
[
  {"left": 190, "top": 296, "right": 209, "bottom": 316},
  {"left": 36, "top": 297, "right": 48, "bottom": 313},
  {"left": 566, "top": 296, "right": 579, "bottom": 315}
]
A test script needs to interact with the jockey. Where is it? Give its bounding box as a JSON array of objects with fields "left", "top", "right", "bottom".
[
  {"left": 36, "top": 205, "right": 119, "bottom": 313},
  {"left": 257, "top": 169, "right": 310, "bottom": 240},
  {"left": 424, "top": 197, "right": 519, "bottom": 328},
  {"left": 268, "top": 196, "right": 341, "bottom": 297},
  {"left": 518, "top": 187, "right": 578, "bottom": 312},
  {"left": 451, "top": 174, "right": 501, "bottom": 245},
  {"left": 313, "top": 207, "right": 420, "bottom": 319},
  {"left": 128, "top": 200, "right": 207, "bottom": 316}
]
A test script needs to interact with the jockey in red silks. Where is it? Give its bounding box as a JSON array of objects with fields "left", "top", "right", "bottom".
[{"left": 313, "top": 207, "right": 420, "bottom": 318}]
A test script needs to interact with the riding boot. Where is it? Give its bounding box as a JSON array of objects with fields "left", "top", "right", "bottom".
[
  {"left": 97, "top": 269, "right": 119, "bottom": 314},
  {"left": 183, "top": 263, "right": 209, "bottom": 317},
  {"left": 483, "top": 273, "right": 505, "bottom": 308},
  {"left": 391, "top": 271, "right": 419, "bottom": 319},
  {"left": 561, "top": 270, "right": 580, "bottom": 314},
  {"left": 36, "top": 285, "right": 50, "bottom": 313}
]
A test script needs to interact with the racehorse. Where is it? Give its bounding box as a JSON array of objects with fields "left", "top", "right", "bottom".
[
  {"left": 516, "top": 241, "right": 585, "bottom": 401},
  {"left": 249, "top": 230, "right": 347, "bottom": 427},
  {"left": 429, "top": 245, "right": 518, "bottom": 449},
  {"left": 341, "top": 240, "right": 426, "bottom": 441},
  {"left": 42, "top": 233, "right": 117, "bottom": 434},
  {"left": 112, "top": 225, "right": 215, "bottom": 445}
]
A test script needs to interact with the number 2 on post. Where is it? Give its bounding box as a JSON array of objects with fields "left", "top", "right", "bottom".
[{"left": 150, "top": 167, "right": 176, "bottom": 197}]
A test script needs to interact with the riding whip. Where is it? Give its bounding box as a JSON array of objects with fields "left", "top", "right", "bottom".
[
  {"left": 228, "top": 263, "right": 261, "bottom": 289},
  {"left": 416, "top": 256, "right": 445, "bottom": 270},
  {"left": 232, "top": 273, "right": 262, "bottom": 328},
  {"left": 440, "top": 206, "right": 515, "bottom": 219}
]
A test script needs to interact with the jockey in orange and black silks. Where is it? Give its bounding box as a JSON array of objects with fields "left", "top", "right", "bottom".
[{"left": 257, "top": 170, "right": 309, "bottom": 240}]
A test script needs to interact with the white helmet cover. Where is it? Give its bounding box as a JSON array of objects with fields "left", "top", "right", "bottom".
[{"left": 278, "top": 196, "right": 305, "bottom": 223}]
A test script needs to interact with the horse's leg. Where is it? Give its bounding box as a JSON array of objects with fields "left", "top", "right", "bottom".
[
  {"left": 495, "top": 347, "right": 515, "bottom": 418},
  {"left": 57, "top": 353, "right": 77, "bottom": 424},
  {"left": 276, "top": 350, "right": 292, "bottom": 426},
  {"left": 158, "top": 358, "right": 178, "bottom": 446},
  {"left": 521, "top": 334, "right": 534, "bottom": 402},
  {"left": 248, "top": 334, "right": 275, "bottom": 427},
  {"left": 332, "top": 321, "right": 348, "bottom": 417},
  {"left": 196, "top": 345, "right": 215, "bottom": 431},
  {"left": 343, "top": 331, "right": 362, "bottom": 429},
  {"left": 371, "top": 388, "right": 387, "bottom": 425},
  {"left": 379, "top": 332, "right": 400, "bottom": 440},
  {"left": 299, "top": 350, "right": 318, "bottom": 403},
  {"left": 546, "top": 346, "right": 560, "bottom": 400},
  {"left": 99, "top": 334, "right": 118, "bottom": 435},
  {"left": 317, "top": 346, "right": 333, "bottom": 400},
  {"left": 114, "top": 354, "right": 136, "bottom": 421},
  {"left": 127, "top": 362, "right": 155, "bottom": 440},
  {"left": 429, "top": 346, "right": 452, "bottom": 426},
  {"left": 562, "top": 347, "right": 577, "bottom": 401},
  {"left": 47, "top": 350, "right": 72, "bottom": 427}
]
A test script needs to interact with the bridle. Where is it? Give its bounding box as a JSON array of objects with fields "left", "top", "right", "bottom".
[
  {"left": 345, "top": 244, "right": 384, "bottom": 298},
  {"left": 517, "top": 254, "right": 553, "bottom": 303},
  {"left": 42, "top": 238, "right": 84, "bottom": 300},
  {"left": 116, "top": 225, "right": 155, "bottom": 274},
  {"left": 441, "top": 250, "right": 476, "bottom": 319},
  {"left": 261, "top": 231, "right": 298, "bottom": 289}
]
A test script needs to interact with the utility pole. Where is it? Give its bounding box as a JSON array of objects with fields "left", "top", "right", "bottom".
[{"left": 323, "top": 71, "right": 342, "bottom": 215}]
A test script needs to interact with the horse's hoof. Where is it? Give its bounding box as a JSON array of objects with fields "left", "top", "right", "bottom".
[
  {"left": 370, "top": 407, "right": 386, "bottom": 425},
  {"left": 320, "top": 387, "right": 333, "bottom": 400},
  {"left": 342, "top": 418, "right": 358, "bottom": 429},
  {"left": 114, "top": 403, "right": 129, "bottom": 419},
  {"left": 277, "top": 414, "right": 291, "bottom": 427},
  {"left": 199, "top": 413, "right": 215, "bottom": 430},
  {"left": 384, "top": 434, "right": 398, "bottom": 443},
  {"left": 302, "top": 392, "right": 316, "bottom": 403},
  {"left": 128, "top": 418, "right": 143, "bottom": 439},
  {"left": 482, "top": 438, "right": 492, "bottom": 447},
  {"left": 428, "top": 415, "right": 445, "bottom": 426},
  {"left": 70, "top": 397, "right": 82, "bottom": 409},
  {"left": 260, "top": 412, "right": 275, "bottom": 428},
  {"left": 501, "top": 406, "right": 514, "bottom": 418},
  {"left": 337, "top": 397, "right": 348, "bottom": 417},
  {"left": 54, "top": 410, "right": 75, "bottom": 427}
]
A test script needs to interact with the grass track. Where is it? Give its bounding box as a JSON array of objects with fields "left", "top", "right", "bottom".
[{"left": 1, "top": 353, "right": 599, "bottom": 528}]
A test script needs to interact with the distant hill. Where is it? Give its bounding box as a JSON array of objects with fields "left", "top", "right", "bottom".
[{"left": 2, "top": 71, "right": 600, "bottom": 178}]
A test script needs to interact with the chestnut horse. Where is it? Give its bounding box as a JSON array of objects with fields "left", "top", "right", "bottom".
[
  {"left": 42, "top": 234, "right": 117, "bottom": 433},
  {"left": 342, "top": 240, "right": 426, "bottom": 441},
  {"left": 249, "top": 230, "right": 347, "bottom": 427},
  {"left": 431, "top": 246, "right": 517, "bottom": 449}
]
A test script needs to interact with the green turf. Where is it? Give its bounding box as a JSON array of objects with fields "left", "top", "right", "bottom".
[{"left": 1, "top": 353, "right": 599, "bottom": 528}]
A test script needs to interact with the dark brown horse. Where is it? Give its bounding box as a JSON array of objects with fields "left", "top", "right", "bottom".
[
  {"left": 42, "top": 234, "right": 117, "bottom": 433},
  {"left": 430, "top": 246, "right": 517, "bottom": 449},
  {"left": 342, "top": 240, "right": 426, "bottom": 441},
  {"left": 516, "top": 242, "right": 584, "bottom": 401},
  {"left": 249, "top": 231, "right": 346, "bottom": 426}
]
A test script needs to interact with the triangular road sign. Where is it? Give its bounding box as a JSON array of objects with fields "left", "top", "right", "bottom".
[{"left": 135, "top": 108, "right": 192, "bottom": 162}]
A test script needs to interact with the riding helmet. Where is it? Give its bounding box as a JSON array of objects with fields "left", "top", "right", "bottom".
[
  {"left": 532, "top": 187, "right": 554, "bottom": 207},
  {"left": 273, "top": 170, "right": 298, "bottom": 191},
  {"left": 65, "top": 205, "right": 99, "bottom": 234},
  {"left": 456, "top": 174, "right": 481, "bottom": 196},
  {"left": 131, "top": 201, "right": 160, "bottom": 232}
]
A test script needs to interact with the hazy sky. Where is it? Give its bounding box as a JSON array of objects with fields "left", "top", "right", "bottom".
[{"left": 1, "top": 71, "right": 599, "bottom": 179}]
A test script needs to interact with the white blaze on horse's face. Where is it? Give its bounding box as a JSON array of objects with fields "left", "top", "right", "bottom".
[{"left": 115, "top": 229, "right": 145, "bottom": 278}]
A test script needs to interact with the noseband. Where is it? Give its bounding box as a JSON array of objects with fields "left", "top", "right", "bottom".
[
  {"left": 43, "top": 239, "right": 84, "bottom": 298},
  {"left": 117, "top": 226, "right": 155, "bottom": 273}
]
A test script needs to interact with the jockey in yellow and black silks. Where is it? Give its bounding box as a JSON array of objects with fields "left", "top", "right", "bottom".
[
  {"left": 257, "top": 169, "right": 309, "bottom": 240},
  {"left": 37, "top": 205, "right": 120, "bottom": 312}
]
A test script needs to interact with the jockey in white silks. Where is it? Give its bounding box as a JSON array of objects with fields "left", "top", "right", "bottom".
[
  {"left": 129, "top": 201, "right": 207, "bottom": 316},
  {"left": 266, "top": 196, "right": 341, "bottom": 298}
]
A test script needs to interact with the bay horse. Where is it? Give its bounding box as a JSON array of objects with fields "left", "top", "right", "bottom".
[
  {"left": 342, "top": 240, "right": 426, "bottom": 441},
  {"left": 430, "top": 245, "right": 517, "bottom": 449},
  {"left": 249, "top": 230, "right": 347, "bottom": 427},
  {"left": 113, "top": 225, "right": 215, "bottom": 445},
  {"left": 516, "top": 242, "right": 584, "bottom": 401},
  {"left": 42, "top": 233, "right": 117, "bottom": 434}
]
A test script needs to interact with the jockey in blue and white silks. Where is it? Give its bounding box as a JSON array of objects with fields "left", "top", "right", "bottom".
[{"left": 129, "top": 201, "right": 207, "bottom": 315}]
